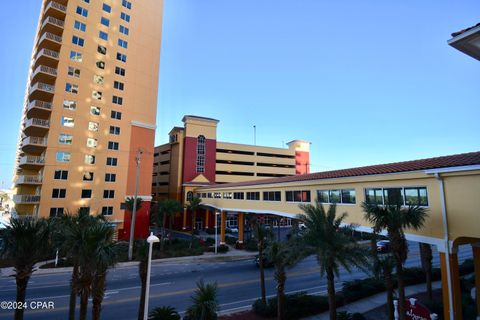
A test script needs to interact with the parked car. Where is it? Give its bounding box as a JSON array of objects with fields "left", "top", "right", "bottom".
[
  {"left": 254, "top": 255, "right": 274, "bottom": 268},
  {"left": 298, "top": 223, "right": 306, "bottom": 230},
  {"left": 376, "top": 240, "right": 391, "bottom": 253},
  {"left": 226, "top": 226, "right": 239, "bottom": 233}
]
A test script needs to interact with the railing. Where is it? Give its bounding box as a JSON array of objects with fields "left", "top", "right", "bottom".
[
  {"left": 38, "top": 32, "right": 62, "bottom": 44},
  {"left": 13, "top": 195, "right": 41, "bottom": 204},
  {"left": 35, "top": 48, "right": 59, "bottom": 61},
  {"left": 32, "top": 65, "right": 57, "bottom": 77},
  {"left": 19, "top": 156, "right": 45, "bottom": 165},
  {"left": 30, "top": 82, "right": 55, "bottom": 94},
  {"left": 45, "top": 1, "right": 67, "bottom": 13},
  {"left": 23, "top": 136, "right": 47, "bottom": 146},
  {"left": 27, "top": 100, "right": 53, "bottom": 111},
  {"left": 42, "top": 16, "right": 64, "bottom": 29},
  {"left": 25, "top": 118, "right": 50, "bottom": 128},
  {"left": 16, "top": 175, "right": 43, "bottom": 184}
]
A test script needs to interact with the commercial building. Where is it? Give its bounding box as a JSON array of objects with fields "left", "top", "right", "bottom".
[
  {"left": 151, "top": 115, "right": 310, "bottom": 229},
  {"left": 12, "top": 0, "right": 163, "bottom": 239}
]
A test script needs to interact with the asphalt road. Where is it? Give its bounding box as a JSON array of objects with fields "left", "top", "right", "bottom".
[{"left": 0, "top": 243, "right": 473, "bottom": 320}]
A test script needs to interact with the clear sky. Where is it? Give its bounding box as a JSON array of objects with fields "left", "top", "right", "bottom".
[{"left": 0, "top": 1, "right": 479, "bottom": 188}]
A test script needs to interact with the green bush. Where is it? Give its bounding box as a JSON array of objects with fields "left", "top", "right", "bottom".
[
  {"left": 225, "top": 235, "right": 237, "bottom": 245},
  {"left": 244, "top": 238, "right": 258, "bottom": 251},
  {"left": 342, "top": 278, "right": 384, "bottom": 303},
  {"left": 204, "top": 237, "right": 215, "bottom": 246},
  {"left": 205, "top": 244, "right": 229, "bottom": 253},
  {"left": 253, "top": 292, "right": 342, "bottom": 319},
  {"left": 205, "top": 228, "right": 220, "bottom": 235},
  {"left": 148, "top": 306, "right": 180, "bottom": 320}
]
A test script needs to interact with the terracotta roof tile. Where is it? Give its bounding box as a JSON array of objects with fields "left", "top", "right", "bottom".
[
  {"left": 201, "top": 151, "right": 480, "bottom": 189},
  {"left": 451, "top": 23, "right": 480, "bottom": 37}
]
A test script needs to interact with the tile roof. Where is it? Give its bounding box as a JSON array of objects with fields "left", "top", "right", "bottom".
[
  {"left": 201, "top": 151, "right": 480, "bottom": 189},
  {"left": 451, "top": 23, "right": 480, "bottom": 38}
]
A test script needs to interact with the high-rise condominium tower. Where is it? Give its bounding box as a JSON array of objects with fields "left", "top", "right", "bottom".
[{"left": 12, "top": 0, "right": 163, "bottom": 236}]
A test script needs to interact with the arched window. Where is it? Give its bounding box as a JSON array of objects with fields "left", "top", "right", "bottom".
[
  {"left": 196, "top": 135, "right": 205, "bottom": 173},
  {"left": 186, "top": 191, "right": 194, "bottom": 201}
]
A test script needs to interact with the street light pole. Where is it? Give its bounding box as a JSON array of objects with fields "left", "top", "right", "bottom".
[
  {"left": 128, "top": 148, "right": 143, "bottom": 261},
  {"left": 144, "top": 232, "right": 159, "bottom": 320},
  {"left": 214, "top": 211, "right": 218, "bottom": 254}
]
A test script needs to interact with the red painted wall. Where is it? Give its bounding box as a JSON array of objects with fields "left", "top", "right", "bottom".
[
  {"left": 295, "top": 151, "right": 310, "bottom": 175},
  {"left": 182, "top": 137, "right": 216, "bottom": 182},
  {"left": 119, "top": 201, "right": 151, "bottom": 240}
]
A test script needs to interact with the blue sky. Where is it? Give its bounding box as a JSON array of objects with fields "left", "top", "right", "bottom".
[{"left": 0, "top": 1, "right": 479, "bottom": 187}]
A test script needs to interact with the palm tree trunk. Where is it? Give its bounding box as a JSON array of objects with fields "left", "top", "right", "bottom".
[
  {"left": 79, "top": 289, "right": 89, "bottom": 320},
  {"left": 395, "top": 258, "right": 406, "bottom": 320},
  {"left": 69, "top": 263, "right": 79, "bottom": 320},
  {"left": 275, "top": 264, "right": 286, "bottom": 320},
  {"left": 160, "top": 211, "right": 167, "bottom": 252},
  {"left": 190, "top": 210, "right": 196, "bottom": 248},
  {"left": 384, "top": 266, "right": 394, "bottom": 320},
  {"left": 370, "top": 236, "right": 380, "bottom": 279},
  {"left": 137, "top": 259, "right": 147, "bottom": 320},
  {"left": 15, "top": 273, "right": 30, "bottom": 320},
  {"left": 92, "top": 273, "right": 106, "bottom": 320},
  {"left": 258, "top": 239, "right": 267, "bottom": 305},
  {"left": 419, "top": 243, "right": 433, "bottom": 300},
  {"left": 168, "top": 215, "right": 174, "bottom": 245},
  {"left": 326, "top": 265, "right": 337, "bottom": 320}
]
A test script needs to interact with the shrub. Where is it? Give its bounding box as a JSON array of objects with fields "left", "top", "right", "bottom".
[
  {"left": 205, "top": 245, "right": 229, "bottom": 253},
  {"left": 342, "top": 278, "right": 384, "bottom": 303},
  {"left": 148, "top": 306, "right": 180, "bottom": 320},
  {"left": 204, "top": 237, "right": 215, "bottom": 246},
  {"left": 244, "top": 238, "right": 258, "bottom": 251},
  {"left": 205, "top": 228, "right": 217, "bottom": 235},
  {"left": 337, "top": 311, "right": 366, "bottom": 320},
  {"left": 225, "top": 235, "right": 237, "bottom": 245}
]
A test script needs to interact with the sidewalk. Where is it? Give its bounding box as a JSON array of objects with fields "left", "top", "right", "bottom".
[
  {"left": 302, "top": 281, "right": 442, "bottom": 319},
  {"left": 0, "top": 247, "right": 257, "bottom": 276}
]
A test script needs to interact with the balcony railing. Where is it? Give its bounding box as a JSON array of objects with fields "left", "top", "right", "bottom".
[
  {"left": 41, "top": 16, "right": 64, "bottom": 30},
  {"left": 44, "top": 1, "right": 67, "bottom": 14},
  {"left": 35, "top": 48, "right": 59, "bottom": 61},
  {"left": 27, "top": 100, "right": 52, "bottom": 111},
  {"left": 25, "top": 118, "right": 50, "bottom": 129},
  {"left": 19, "top": 156, "right": 45, "bottom": 166},
  {"left": 13, "top": 195, "right": 41, "bottom": 204},
  {"left": 32, "top": 65, "right": 57, "bottom": 79},
  {"left": 29, "top": 82, "right": 55, "bottom": 94},
  {"left": 23, "top": 136, "right": 48, "bottom": 146},
  {"left": 16, "top": 175, "right": 43, "bottom": 184},
  {"left": 38, "top": 32, "right": 62, "bottom": 48}
]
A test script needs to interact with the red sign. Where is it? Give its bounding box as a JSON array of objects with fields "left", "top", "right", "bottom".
[{"left": 405, "top": 298, "right": 432, "bottom": 320}]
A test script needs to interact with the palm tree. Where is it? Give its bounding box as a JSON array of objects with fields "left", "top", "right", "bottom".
[
  {"left": 156, "top": 199, "right": 182, "bottom": 250},
  {"left": 265, "top": 238, "right": 307, "bottom": 320},
  {"left": 135, "top": 241, "right": 149, "bottom": 320},
  {"left": 1, "top": 217, "right": 50, "bottom": 320},
  {"left": 91, "top": 228, "right": 118, "bottom": 320},
  {"left": 377, "top": 254, "right": 396, "bottom": 320},
  {"left": 184, "top": 280, "right": 219, "bottom": 320},
  {"left": 76, "top": 222, "right": 117, "bottom": 320},
  {"left": 148, "top": 306, "right": 181, "bottom": 320},
  {"left": 126, "top": 196, "right": 143, "bottom": 212},
  {"left": 186, "top": 197, "right": 202, "bottom": 248},
  {"left": 362, "top": 201, "right": 428, "bottom": 320},
  {"left": 51, "top": 208, "right": 104, "bottom": 320},
  {"left": 419, "top": 243, "right": 433, "bottom": 300},
  {"left": 299, "top": 202, "right": 368, "bottom": 320},
  {"left": 251, "top": 216, "right": 271, "bottom": 305}
]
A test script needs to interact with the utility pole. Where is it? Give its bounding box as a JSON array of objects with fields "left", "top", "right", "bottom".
[{"left": 128, "top": 148, "right": 143, "bottom": 261}]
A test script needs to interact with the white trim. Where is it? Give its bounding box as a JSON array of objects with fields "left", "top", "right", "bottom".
[
  {"left": 131, "top": 121, "right": 156, "bottom": 130},
  {"left": 201, "top": 203, "right": 299, "bottom": 219},
  {"left": 448, "top": 24, "right": 480, "bottom": 44},
  {"left": 125, "top": 195, "right": 152, "bottom": 201},
  {"left": 424, "top": 165, "right": 480, "bottom": 174}
]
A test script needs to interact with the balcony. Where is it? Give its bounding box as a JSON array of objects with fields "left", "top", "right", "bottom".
[
  {"left": 31, "top": 65, "right": 57, "bottom": 84},
  {"left": 29, "top": 82, "right": 55, "bottom": 101},
  {"left": 44, "top": 1, "right": 67, "bottom": 20},
  {"left": 37, "top": 32, "right": 62, "bottom": 51},
  {"left": 13, "top": 195, "right": 41, "bottom": 204},
  {"left": 18, "top": 156, "right": 45, "bottom": 169},
  {"left": 24, "top": 118, "right": 50, "bottom": 136},
  {"left": 41, "top": 16, "right": 64, "bottom": 35},
  {"left": 21, "top": 137, "right": 47, "bottom": 154},
  {"left": 16, "top": 175, "right": 43, "bottom": 185},
  {"left": 26, "top": 100, "right": 52, "bottom": 118},
  {"left": 34, "top": 48, "right": 59, "bottom": 69}
]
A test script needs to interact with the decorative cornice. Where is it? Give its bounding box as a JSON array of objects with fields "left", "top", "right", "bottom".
[{"left": 131, "top": 121, "right": 156, "bottom": 130}]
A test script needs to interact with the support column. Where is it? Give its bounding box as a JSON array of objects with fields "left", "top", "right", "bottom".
[
  {"left": 182, "top": 207, "right": 187, "bottom": 230},
  {"left": 440, "top": 251, "right": 463, "bottom": 320},
  {"left": 220, "top": 211, "right": 226, "bottom": 245},
  {"left": 473, "top": 244, "right": 480, "bottom": 318},
  {"left": 205, "top": 209, "right": 210, "bottom": 229},
  {"left": 238, "top": 212, "right": 245, "bottom": 243}
]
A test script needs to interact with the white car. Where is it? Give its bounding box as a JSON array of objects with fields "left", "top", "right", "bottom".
[{"left": 298, "top": 223, "right": 306, "bottom": 230}]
